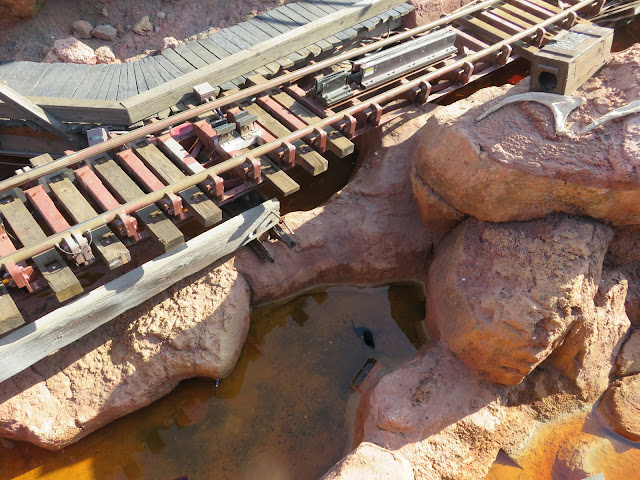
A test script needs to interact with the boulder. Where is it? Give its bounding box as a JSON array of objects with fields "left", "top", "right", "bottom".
[
  {"left": 616, "top": 327, "right": 640, "bottom": 376},
  {"left": 359, "top": 343, "right": 536, "bottom": 480},
  {"left": 95, "top": 45, "right": 117, "bottom": 64},
  {"left": 0, "top": 0, "right": 43, "bottom": 19},
  {"left": 427, "top": 215, "right": 612, "bottom": 385},
  {"left": 133, "top": 15, "right": 153, "bottom": 35},
  {"left": 412, "top": 45, "right": 640, "bottom": 226},
  {"left": 0, "top": 261, "right": 250, "bottom": 450},
  {"left": 405, "top": 0, "right": 473, "bottom": 28},
  {"left": 321, "top": 443, "right": 414, "bottom": 480},
  {"left": 71, "top": 20, "right": 93, "bottom": 39},
  {"left": 159, "top": 36, "right": 179, "bottom": 52},
  {"left": 46, "top": 36, "right": 96, "bottom": 64},
  {"left": 597, "top": 373, "right": 640, "bottom": 441},
  {"left": 547, "top": 269, "right": 630, "bottom": 402},
  {"left": 235, "top": 106, "right": 441, "bottom": 304},
  {"left": 553, "top": 437, "right": 611, "bottom": 480},
  {"left": 91, "top": 24, "right": 117, "bottom": 41}
]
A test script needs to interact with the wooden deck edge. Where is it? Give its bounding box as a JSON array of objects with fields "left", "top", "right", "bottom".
[
  {"left": 0, "top": 98, "right": 130, "bottom": 125},
  {"left": 122, "top": 0, "right": 408, "bottom": 123},
  {"left": 0, "top": 199, "right": 280, "bottom": 385}
]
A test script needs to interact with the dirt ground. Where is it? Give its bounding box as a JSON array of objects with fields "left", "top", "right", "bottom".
[{"left": 0, "top": 0, "right": 292, "bottom": 62}]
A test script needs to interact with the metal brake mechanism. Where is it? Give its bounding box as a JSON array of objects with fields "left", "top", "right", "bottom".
[
  {"left": 56, "top": 229, "right": 94, "bottom": 266},
  {"left": 477, "top": 92, "right": 584, "bottom": 136}
]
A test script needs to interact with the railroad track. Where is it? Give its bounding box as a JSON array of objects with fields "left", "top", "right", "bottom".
[{"left": 0, "top": 0, "right": 607, "bottom": 382}]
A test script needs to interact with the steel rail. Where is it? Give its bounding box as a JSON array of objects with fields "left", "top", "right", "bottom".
[
  {"left": 0, "top": 0, "right": 505, "bottom": 195},
  {"left": 0, "top": 0, "right": 599, "bottom": 268}
]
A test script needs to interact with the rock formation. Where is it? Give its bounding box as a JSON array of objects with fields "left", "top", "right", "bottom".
[
  {"left": 0, "top": 261, "right": 250, "bottom": 449},
  {"left": 411, "top": 44, "right": 640, "bottom": 226},
  {"left": 427, "top": 215, "right": 613, "bottom": 386},
  {"left": 598, "top": 373, "right": 640, "bottom": 441}
]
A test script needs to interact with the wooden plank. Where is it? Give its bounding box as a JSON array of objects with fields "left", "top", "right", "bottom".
[
  {"left": 90, "top": 154, "right": 184, "bottom": 251},
  {"left": 234, "top": 22, "right": 290, "bottom": 70},
  {"left": 87, "top": 63, "right": 118, "bottom": 100},
  {"left": 14, "top": 63, "right": 51, "bottom": 93},
  {"left": 284, "top": 3, "right": 338, "bottom": 49},
  {"left": 27, "top": 63, "right": 65, "bottom": 96},
  {"left": 137, "top": 57, "right": 161, "bottom": 89},
  {"left": 251, "top": 15, "right": 308, "bottom": 62},
  {"left": 117, "top": 62, "right": 138, "bottom": 101},
  {"left": 57, "top": 64, "right": 91, "bottom": 98},
  {"left": 174, "top": 44, "right": 209, "bottom": 69},
  {"left": 455, "top": 15, "right": 539, "bottom": 60},
  {"left": 132, "top": 142, "right": 222, "bottom": 227},
  {"left": 37, "top": 63, "right": 83, "bottom": 98},
  {"left": 0, "top": 284, "right": 24, "bottom": 336},
  {"left": 0, "top": 133, "right": 72, "bottom": 157},
  {"left": 0, "top": 196, "right": 83, "bottom": 302},
  {"left": 71, "top": 64, "right": 107, "bottom": 99},
  {"left": 0, "top": 199, "right": 280, "bottom": 385},
  {"left": 246, "top": 74, "right": 353, "bottom": 158},
  {"left": 0, "top": 62, "right": 33, "bottom": 89},
  {"left": 103, "top": 63, "right": 123, "bottom": 101},
  {"left": 245, "top": 102, "right": 328, "bottom": 176},
  {"left": 0, "top": 79, "right": 79, "bottom": 146},
  {"left": 184, "top": 41, "right": 220, "bottom": 65},
  {"left": 122, "top": 0, "right": 406, "bottom": 123},
  {"left": 276, "top": 5, "right": 328, "bottom": 54},
  {"left": 132, "top": 60, "right": 149, "bottom": 93},
  {"left": 161, "top": 48, "right": 196, "bottom": 74},
  {"left": 151, "top": 55, "right": 184, "bottom": 79},
  {"left": 33, "top": 155, "right": 131, "bottom": 270},
  {"left": 259, "top": 156, "right": 300, "bottom": 196}
]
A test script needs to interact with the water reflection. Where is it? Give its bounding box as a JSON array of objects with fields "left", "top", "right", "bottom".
[{"left": 0, "top": 284, "right": 425, "bottom": 480}]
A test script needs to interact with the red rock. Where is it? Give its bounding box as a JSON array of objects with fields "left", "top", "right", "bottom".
[
  {"left": 616, "top": 327, "right": 640, "bottom": 377},
  {"left": 0, "top": 261, "right": 250, "bottom": 450},
  {"left": 321, "top": 442, "right": 414, "bottom": 480},
  {"left": 427, "top": 215, "right": 612, "bottom": 385},
  {"left": 133, "top": 15, "right": 153, "bottom": 35},
  {"left": 548, "top": 270, "right": 630, "bottom": 402},
  {"left": 412, "top": 45, "right": 640, "bottom": 226},
  {"left": 235, "top": 107, "right": 441, "bottom": 304},
  {"left": 71, "top": 20, "right": 93, "bottom": 39},
  {"left": 95, "top": 45, "right": 117, "bottom": 64},
  {"left": 598, "top": 373, "right": 640, "bottom": 441},
  {"left": 0, "top": 0, "right": 43, "bottom": 19},
  {"left": 46, "top": 36, "right": 96, "bottom": 65},
  {"left": 358, "top": 343, "right": 536, "bottom": 480},
  {"left": 405, "top": 0, "right": 473, "bottom": 28},
  {"left": 91, "top": 24, "right": 117, "bottom": 41},
  {"left": 159, "top": 36, "right": 179, "bottom": 52}
]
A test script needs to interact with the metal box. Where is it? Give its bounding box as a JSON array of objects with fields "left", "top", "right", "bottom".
[{"left": 530, "top": 24, "right": 613, "bottom": 95}]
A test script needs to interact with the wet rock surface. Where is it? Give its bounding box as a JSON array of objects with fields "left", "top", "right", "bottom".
[
  {"left": 427, "top": 215, "right": 612, "bottom": 385},
  {"left": 0, "top": 261, "right": 250, "bottom": 450},
  {"left": 412, "top": 45, "right": 640, "bottom": 226},
  {"left": 598, "top": 373, "right": 640, "bottom": 441}
]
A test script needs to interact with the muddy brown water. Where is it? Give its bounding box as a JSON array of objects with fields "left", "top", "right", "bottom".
[{"left": 0, "top": 284, "right": 426, "bottom": 480}]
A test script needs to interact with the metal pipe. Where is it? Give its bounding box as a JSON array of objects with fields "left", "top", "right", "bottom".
[
  {"left": 0, "top": 0, "right": 504, "bottom": 195},
  {"left": 0, "top": 0, "right": 599, "bottom": 268}
]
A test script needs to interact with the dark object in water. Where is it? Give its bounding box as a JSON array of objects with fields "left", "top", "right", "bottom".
[{"left": 351, "top": 320, "right": 376, "bottom": 349}]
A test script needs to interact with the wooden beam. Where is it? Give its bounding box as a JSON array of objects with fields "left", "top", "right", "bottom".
[
  {"left": 0, "top": 97, "right": 130, "bottom": 125},
  {"left": 0, "top": 285, "right": 24, "bottom": 335},
  {"left": 0, "top": 199, "right": 280, "bottom": 385},
  {"left": 121, "top": 0, "right": 407, "bottom": 123},
  {"left": 0, "top": 79, "right": 80, "bottom": 146}
]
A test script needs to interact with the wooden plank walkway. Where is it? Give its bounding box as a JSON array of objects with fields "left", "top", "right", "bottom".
[{"left": 0, "top": 0, "right": 412, "bottom": 124}]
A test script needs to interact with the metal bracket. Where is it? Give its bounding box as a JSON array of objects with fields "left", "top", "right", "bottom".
[{"left": 56, "top": 230, "right": 95, "bottom": 266}]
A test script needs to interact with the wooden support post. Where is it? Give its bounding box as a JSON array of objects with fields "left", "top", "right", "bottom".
[
  {"left": 0, "top": 199, "right": 280, "bottom": 385},
  {"left": 0, "top": 80, "right": 81, "bottom": 146},
  {"left": 0, "top": 285, "right": 24, "bottom": 335}
]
